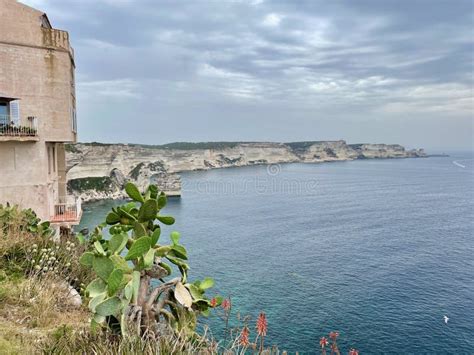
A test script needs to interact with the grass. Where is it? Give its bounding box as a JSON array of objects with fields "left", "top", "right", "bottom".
[
  {"left": 0, "top": 271, "right": 90, "bottom": 354},
  {"left": 0, "top": 208, "right": 92, "bottom": 354},
  {"left": 40, "top": 327, "right": 220, "bottom": 354}
]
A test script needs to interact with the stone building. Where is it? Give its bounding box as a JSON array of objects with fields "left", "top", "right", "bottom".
[{"left": 0, "top": 0, "right": 81, "bottom": 233}]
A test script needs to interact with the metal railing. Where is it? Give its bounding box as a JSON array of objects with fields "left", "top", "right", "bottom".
[
  {"left": 51, "top": 197, "right": 82, "bottom": 223},
  {"left": 0, "top": 115, "right": 38, "bottom": 137}
]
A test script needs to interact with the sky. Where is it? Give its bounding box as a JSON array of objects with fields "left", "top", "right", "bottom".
[{"left": 22, "top": 0, "right": 473, "bottom": 150}]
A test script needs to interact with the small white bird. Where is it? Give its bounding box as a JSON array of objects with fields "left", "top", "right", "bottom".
[{"left": 444, "top": 315, "right": 449, "bottom": 324}]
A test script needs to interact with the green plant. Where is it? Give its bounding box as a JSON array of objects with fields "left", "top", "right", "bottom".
[
  {"left": 80, "top": 182, "right": 219, "bottom": 339},
  {"left": 67, "top": 176, "right": 114, "bottom": 193},
  {"left": 0, "top": 203, "right": 53, "bottom": 238},
  {"left": 25, "top": 239, "right": 91, "bottom": 288},
  {"left": 64, "top": 144, "right": 81, "bottom": 153},
  {"left": 0, "top": 205, "right": 55, "bottom": 279}
]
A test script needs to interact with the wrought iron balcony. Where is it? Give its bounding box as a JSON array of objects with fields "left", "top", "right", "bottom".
[
  {"left": 51, "top": 196, "right": 82, "bottom": 224},
  {"left": 0, "top": 115, "right": 38, "bottom": 140}
]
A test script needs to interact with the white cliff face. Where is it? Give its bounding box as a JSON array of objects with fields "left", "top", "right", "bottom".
[{"left": 66, "top": 141, "right": 426, "bottom": 201}]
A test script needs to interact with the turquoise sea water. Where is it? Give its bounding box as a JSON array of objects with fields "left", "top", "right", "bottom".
[{"left": 79, "top": 154, "right": 474, "bottom": 354}]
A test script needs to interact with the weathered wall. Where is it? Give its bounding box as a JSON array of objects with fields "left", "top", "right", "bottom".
[
  {"left": 0, "top": 0, "right": 76, "bottom": 220},
  {"left": 0, "top": 141, "right": 58, "bottom": 220},
  {"left": 0, "top": 0, "right": 76, "bottom": 142}
]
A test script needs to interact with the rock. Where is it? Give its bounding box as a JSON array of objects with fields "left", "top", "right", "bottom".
[
  {"left": 58, "top": 281, "right": 82, "bottom": 308},
  {"left": 65, "top": 141, "right": 427, "bottom": 201},
  {"left": 110, "top": 168, "right": 126, "bottom": 188}
]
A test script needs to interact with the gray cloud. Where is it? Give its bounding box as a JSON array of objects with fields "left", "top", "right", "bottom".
[{"left": 22, "top": 0, "right": 473, "bottom": 150}]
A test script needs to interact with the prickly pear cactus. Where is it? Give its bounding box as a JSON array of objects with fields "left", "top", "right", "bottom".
[{"left": 79, "top": 182, "right": 220, "bottom": 337}]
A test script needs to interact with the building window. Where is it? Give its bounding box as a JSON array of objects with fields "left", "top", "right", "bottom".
[
  {"left": 52, "top": 145, "right": 56, "bottom": 173},
  {"left": 9, "top": 100, "right": 20, "bottom": 124},
  {"left": 72, "top": 108, "right": 77, "bottom": 133},
  {"left": 0, "top": 103, "right": 7, "bottom": 125},
  {"left": 71, "top": 95, "right": 77, "bottom": 133},
  {"left": 47, "top": 146, "right": 51, "bottom": 175},
  {"left": 40, "top": 14, "right": 52, "bottom": 29},
  {"left": 47, "top": 145, "right": 56, "bottom": 175}
]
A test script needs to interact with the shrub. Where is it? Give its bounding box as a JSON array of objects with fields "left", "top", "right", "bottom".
[
  {"left": 0, "top": 203, "right": 53, "bottom": 238},
  {"left": 67, "top": 176, "right": 114, "bottom": 193},
  {"left": 0, "top": 204, "right": 54, "bottom": 278}
]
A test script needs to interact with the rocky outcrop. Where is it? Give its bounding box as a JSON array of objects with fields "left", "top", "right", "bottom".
[{"left": 66, "top": 141, "right": 426, "bottom": 201}]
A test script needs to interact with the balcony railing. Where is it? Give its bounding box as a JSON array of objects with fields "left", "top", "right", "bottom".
[
  {"left": 51, "top": 197, "right": 82, "bottom": 224},
  {"left": 0, "top": 115, "right": 38, "bottom": 137}
]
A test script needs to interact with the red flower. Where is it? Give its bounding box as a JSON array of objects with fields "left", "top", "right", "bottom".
[
  {"left": 329, "top": 331, "right": 339, "bottom": 340},
  {"left": 320, "top": 337, "right": 328, "bottom": 348},
  {"left": 210, "top": 298, "right": 217, "bottom": 308},
  {"left": 222, "top": 298, "right": 231, "bottom": 311},
  {"left": 256, "top": 312, "right": 268, "bottom": 337},
  {"left": 348, "top": 349, "right": 359, "bottom": 355},
  {"left": 239, "top": 326, "right": 250, "bottom": 346}
]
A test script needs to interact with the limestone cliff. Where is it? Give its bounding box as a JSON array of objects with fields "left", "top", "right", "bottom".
[{"left": 66, "top": 141, "right": 426, "bottom": 201}]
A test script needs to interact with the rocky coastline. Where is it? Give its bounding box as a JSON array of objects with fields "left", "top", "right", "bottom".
[{"left": 66, "top": 140, "right": 426, "bottom": 201}]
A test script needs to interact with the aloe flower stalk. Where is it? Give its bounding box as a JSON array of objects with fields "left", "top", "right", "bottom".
[
  {"left": 329, "top": 331, "right": 340, "bottom": 355},
  {"left": 239, "top": 326, "right": 250, "bottom": 347},
  {"left": 320, "top": 336, "right": 328, "bottom": 355},
  {"left": 222, "top": 298, "right": 231, "bottom": 311},
  {"left": 256, "top": 312, "right": 267, "bottom": 337},
  {"left": 222, "top": 297, "right": 232, "bottom": 344},
  {"left": 256, "top": 312, "right": 268, "bottom": 352}
]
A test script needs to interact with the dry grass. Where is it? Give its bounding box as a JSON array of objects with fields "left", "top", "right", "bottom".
[
  {"left": 40, "top": 328, "right": 220, "bottom": 355},
  {"left": 0, "top": 274, "right": 89, "bottom": 355},
  {"left": 0, "top": 224, "right": 33, "bottom": 278},
  {"left": 0, "top": 321, "right": 40, "bottom": 354},
  {"left": 0, "top": 213, "right": 91, "bottom": 354},
  {"left": 0, "top": 275, "right": 89, "bottom": 329}
]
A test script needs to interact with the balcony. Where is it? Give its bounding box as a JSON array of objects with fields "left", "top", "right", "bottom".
[
  {"left": 0, "top": 115, "right": 39, "bottom": 142},
  {"left": 51, "top": 197, "right": 82, "bottom": 225}
]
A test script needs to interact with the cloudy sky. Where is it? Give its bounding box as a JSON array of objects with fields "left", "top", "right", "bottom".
[{"left": 23, "top": 0, "right": 473, "bottom": 150}]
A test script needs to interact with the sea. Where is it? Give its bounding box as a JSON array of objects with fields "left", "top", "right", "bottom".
[{"left": 78, "top": 153, "right": 474, "bottom": 354}]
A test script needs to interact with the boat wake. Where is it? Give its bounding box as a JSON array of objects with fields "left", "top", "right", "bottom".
[{"left": 453, "top": 161, "right": 467, "bottom": 168}]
